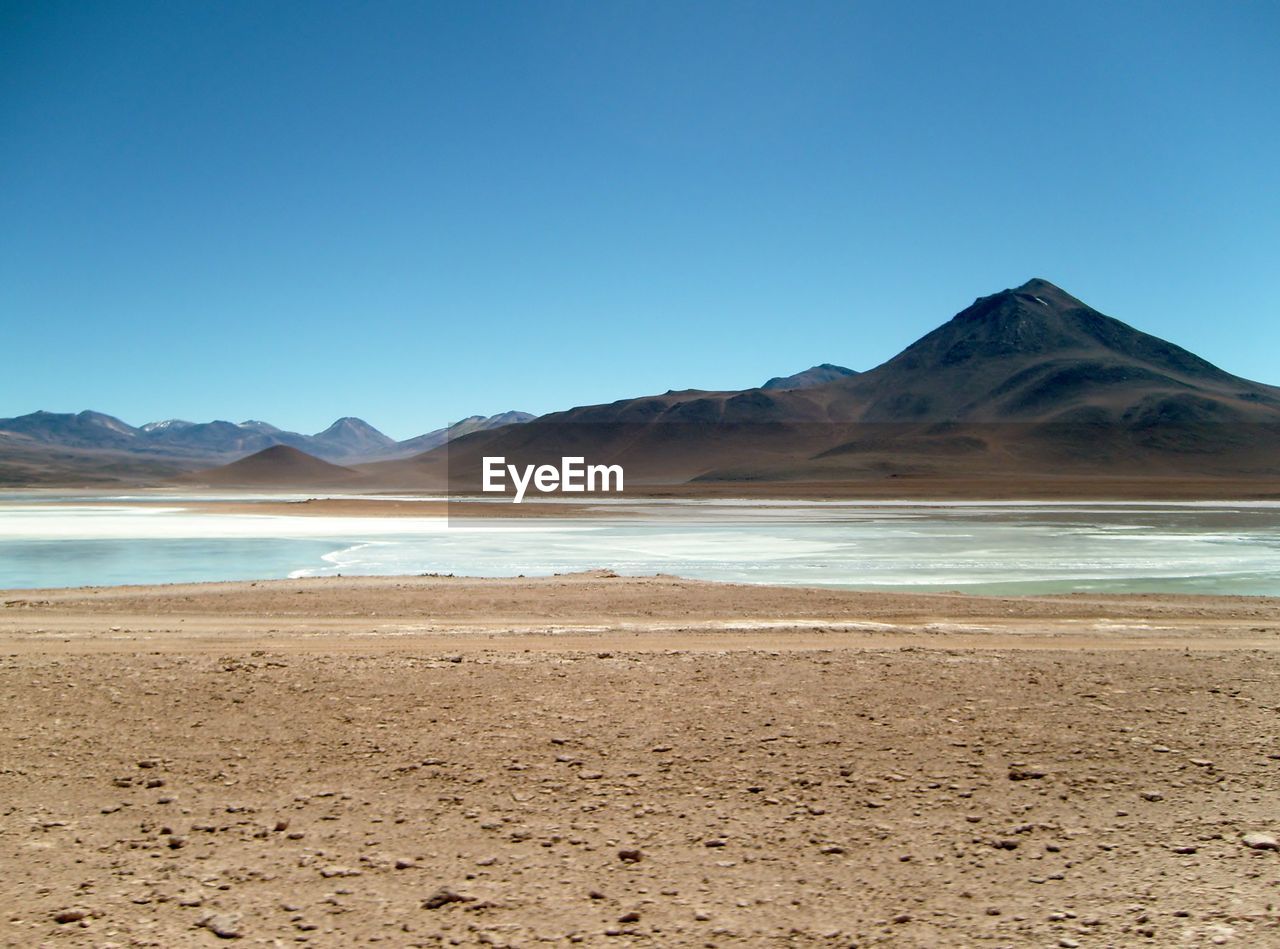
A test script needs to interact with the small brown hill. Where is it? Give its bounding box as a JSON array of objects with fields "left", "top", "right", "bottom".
[{"left": 182, "top": 445, "right": 365, "bottom": 488}]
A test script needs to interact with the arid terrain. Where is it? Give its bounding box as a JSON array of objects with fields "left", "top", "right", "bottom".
[{"left": 2, "top": 574, "right": 1279, "bottom": 947}]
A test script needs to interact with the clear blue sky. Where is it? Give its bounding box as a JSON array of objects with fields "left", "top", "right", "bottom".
[{"left": 2, "top": 1, "right": 1277, "bottom": 439}]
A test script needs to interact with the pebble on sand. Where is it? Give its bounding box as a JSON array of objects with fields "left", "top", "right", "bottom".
[
  {"left": 199, "top": 913, "right": 243, "bottom": 939},
  {"left": 422, "top": 887, "right": 475, "bottom": 909},
  {"left": 1241, "top": 832, "right": 1278, "bottom": 851}
]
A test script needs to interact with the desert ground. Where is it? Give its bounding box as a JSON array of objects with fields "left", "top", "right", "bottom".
[{"left": 2, "top": 574, "right": 1278, "bottom": 947}]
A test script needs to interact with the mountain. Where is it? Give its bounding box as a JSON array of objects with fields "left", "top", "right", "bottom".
[
  {"left": 0, "top": 410, "right": 142, "bottom": 450},
  {"left": 8, "top": 278, "right": 1279, "bottom": 494},
  {"left": 373, "top": 279, "right": 1280, "bottom": 495},
  {"left": 140, "top": 419, "right": 315, "bottom": 457},
  {"left": 762, "top": 364, "right": 859, "bottom": 390},
  {"left": 0, "top": 408, "right": 537, "bottom": 484},
  {"left": 181, "top": 445, "right": 365, "bottom": 488},
  {"left": 140, "top": 419, "right": 195, "bottom": 434},
  {"left": 825, "top": 278, "right": 1278, "bottom": 424},
  {"left": 394, "top": 412, "right": 536, "bottom": 456},
  {"left": 239, "top": 420, "right": 284, "bottom": 434},
  {"left": 310, "top": 417, "right": 400, "bottom": 461}
]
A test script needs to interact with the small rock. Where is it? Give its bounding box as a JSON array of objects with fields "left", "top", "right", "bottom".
[
  {"left": 53, "top": 909, "right": 87, "bottom": 924},
  {"left": 1140, "top": 791, "right": 1164, "bottom": 802},
  {"left": 1059, "top": 940, "right": 1081, "bottom": 949},
  {"left": 199, "top": 913, "right": 242, "bottom": 939},
  {"left": 319, "top": 865, "right": 361, "bottom": 878},
  {"left": 422, "top": 888, "right": 474, "bottom": 909},
  {"left": 1008, "top": 767, "right": 1046, "bottom": 781},
  {"left": 617, "top": 849, "right": 643, "bottom": 863},
  {"left": 1242, "top": 832, "right": 1278, "bottom": 851}
]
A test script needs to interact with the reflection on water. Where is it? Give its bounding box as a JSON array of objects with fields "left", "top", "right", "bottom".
[{"left": 1, "top": 496, "right": 1279, "bottom": 595}]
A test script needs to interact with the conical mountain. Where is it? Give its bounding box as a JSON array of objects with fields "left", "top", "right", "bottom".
[
  {"left": 829, "top": 278, "right": 1280, "bottom": 424},
  {"left": 311, "top": 417, "right": 398, "bottom": 458},
  {"left": 182, "top": 445, "right": 364, "bottom": 487}
]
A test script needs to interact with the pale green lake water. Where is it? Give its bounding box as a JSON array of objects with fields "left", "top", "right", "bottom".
[{"left": 2, "top": 495, "right": 1279, "bottom": 595}]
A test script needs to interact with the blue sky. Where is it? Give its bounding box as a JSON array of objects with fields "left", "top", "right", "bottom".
[{"left": 2, "top": 0, "right": 1277, "bottom": 439}]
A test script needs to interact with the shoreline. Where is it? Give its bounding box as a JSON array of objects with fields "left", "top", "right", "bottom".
[
  {"left": 7, "top": 471, "right": 1280, "bottom": 504},
  {"left": 7, "top": 491, "right": 1280, "bottom": 523},
  {"left": 5, "top": 573, "right": 1279, "bottom": 652}
]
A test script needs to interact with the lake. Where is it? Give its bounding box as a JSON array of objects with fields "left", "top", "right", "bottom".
[{"left": 2, "top": 495, "right": 1280, "bottom": 595}]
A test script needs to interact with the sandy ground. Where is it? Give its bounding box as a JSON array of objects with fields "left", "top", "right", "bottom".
[{"left": 2, "top": 574, "right": 1279, "bottom": 947}]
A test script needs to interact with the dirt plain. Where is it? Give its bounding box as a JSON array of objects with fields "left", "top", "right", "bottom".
[{"left": 2, "top": 573, "right": 1279, "bottom": 947}]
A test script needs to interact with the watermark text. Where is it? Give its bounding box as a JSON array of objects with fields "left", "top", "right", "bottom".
[{"left": 481, "top": 456, "right": 624, "bottom": 503}]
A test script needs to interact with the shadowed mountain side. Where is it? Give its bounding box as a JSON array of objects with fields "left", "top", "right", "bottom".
[
  {"left": 180, "top": 445, "right": 367, "bottom": 488},
  {"left": 360, "top": 419, "right": 1280, "bottom": 497},
  {"left": 0, "top": 436, "right": 192, "bottom": 487}
]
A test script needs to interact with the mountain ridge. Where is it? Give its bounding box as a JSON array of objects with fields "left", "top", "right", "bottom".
[
  {"left": 0, "top": 410, "right": 535, "bottom": 471},
  {"left": 384, "top": 278, "right": 1280, "bottom": 493},
  {"left": 6, "top": 278, "right": 1279, "bottom": 492}
]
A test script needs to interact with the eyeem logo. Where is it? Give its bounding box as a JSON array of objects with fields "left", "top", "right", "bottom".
[{"left": 482, "top": 456, "right": 624, "bottom": 503}]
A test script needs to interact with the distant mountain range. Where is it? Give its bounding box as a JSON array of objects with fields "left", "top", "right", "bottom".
[
  {"left": 0, "top": 362, "right": 849, "bottom": 486},
  {"left": 0, "top": 409, "right": 533, "bottom": 485},
  {"left": 8, "top": 278, "right": 1280, "bottom": 495}
]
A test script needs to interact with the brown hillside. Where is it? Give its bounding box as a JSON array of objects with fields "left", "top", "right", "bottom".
[{"left": 182, "top": 445, "right": 366, "bottom": 488}]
